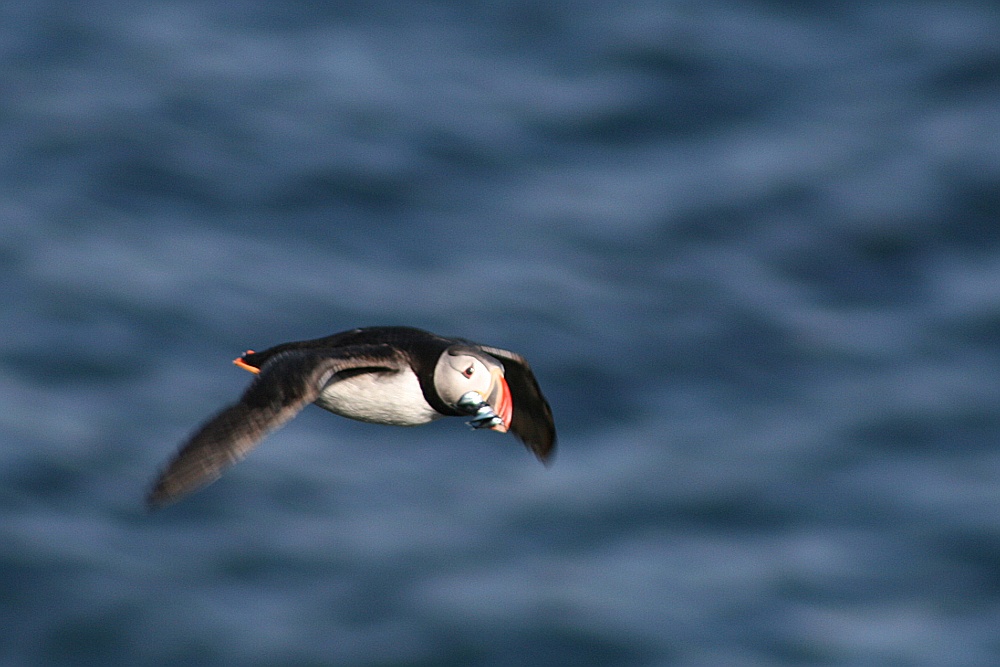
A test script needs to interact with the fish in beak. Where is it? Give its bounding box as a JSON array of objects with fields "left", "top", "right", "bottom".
[{"left": 456, "top": 369, "right": 513, "bottom": 433}]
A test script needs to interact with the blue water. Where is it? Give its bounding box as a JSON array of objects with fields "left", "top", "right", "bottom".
[{"left": 3, "top": 1, "right": 1000, "bottom": 665}]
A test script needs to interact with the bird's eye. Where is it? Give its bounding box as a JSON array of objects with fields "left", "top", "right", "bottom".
[{"left": 463, "top": 366, "right": 475, "bottom": 378}]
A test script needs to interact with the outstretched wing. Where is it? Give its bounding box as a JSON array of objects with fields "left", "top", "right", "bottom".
[
  {"left": 477, "top": 345, "right": 556, "bottom": 463},
  {"left": 147, "top": 345, "right": 405, "bottom": 508}
]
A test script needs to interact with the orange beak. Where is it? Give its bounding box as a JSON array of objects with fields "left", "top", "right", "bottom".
[
  {"left": 487, "top": 370, "right": 513, "bottom": 433},
  {"left": 232, "top": 350, "right": 260, "bottom": 374}
]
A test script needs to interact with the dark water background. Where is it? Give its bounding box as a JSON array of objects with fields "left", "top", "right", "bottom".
[{"left": 3, "top": 2, "right": 1000, "bottom": 665}]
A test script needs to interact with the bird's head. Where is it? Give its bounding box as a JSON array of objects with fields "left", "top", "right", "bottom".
[{"left": 434, "top": 345, "right": 512, "bottom": 432}]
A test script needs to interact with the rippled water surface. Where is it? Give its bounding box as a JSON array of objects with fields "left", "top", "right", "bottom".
[{"left": 3, "top": 2, "right": 1000, "bottom": 665}]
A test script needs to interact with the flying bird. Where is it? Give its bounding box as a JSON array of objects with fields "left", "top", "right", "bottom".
[{"left": 147, "top": 326, "right": 555, "bottom": 507}]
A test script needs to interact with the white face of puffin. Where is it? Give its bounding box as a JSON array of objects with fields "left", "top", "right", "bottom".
[{"left": 434, "top": 347, "right": 513, "bottom": 433}]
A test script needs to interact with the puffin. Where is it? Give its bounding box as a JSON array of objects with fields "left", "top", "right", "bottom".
[{"left": 147, "top": 326, "right": 556, "bottom": 507}]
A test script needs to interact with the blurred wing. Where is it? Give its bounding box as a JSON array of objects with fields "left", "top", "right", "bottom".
[
  {"left": 147, "top": 345, "right": 405, "bottom": 508},
  {"left": 478, "top": 345, "right": 556, "bottom": 463}
]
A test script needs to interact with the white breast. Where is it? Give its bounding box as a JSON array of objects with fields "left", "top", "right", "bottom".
[{"left": 314, "top": 370, "right": 440, "bottom": 426}]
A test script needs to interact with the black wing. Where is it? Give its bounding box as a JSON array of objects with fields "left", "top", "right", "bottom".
[
  {"left": 478, "top": 345, "right": 556, "bottom": 463},
  {"left": 147, "top": 345, "right": 405, "bottom": 508}
]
